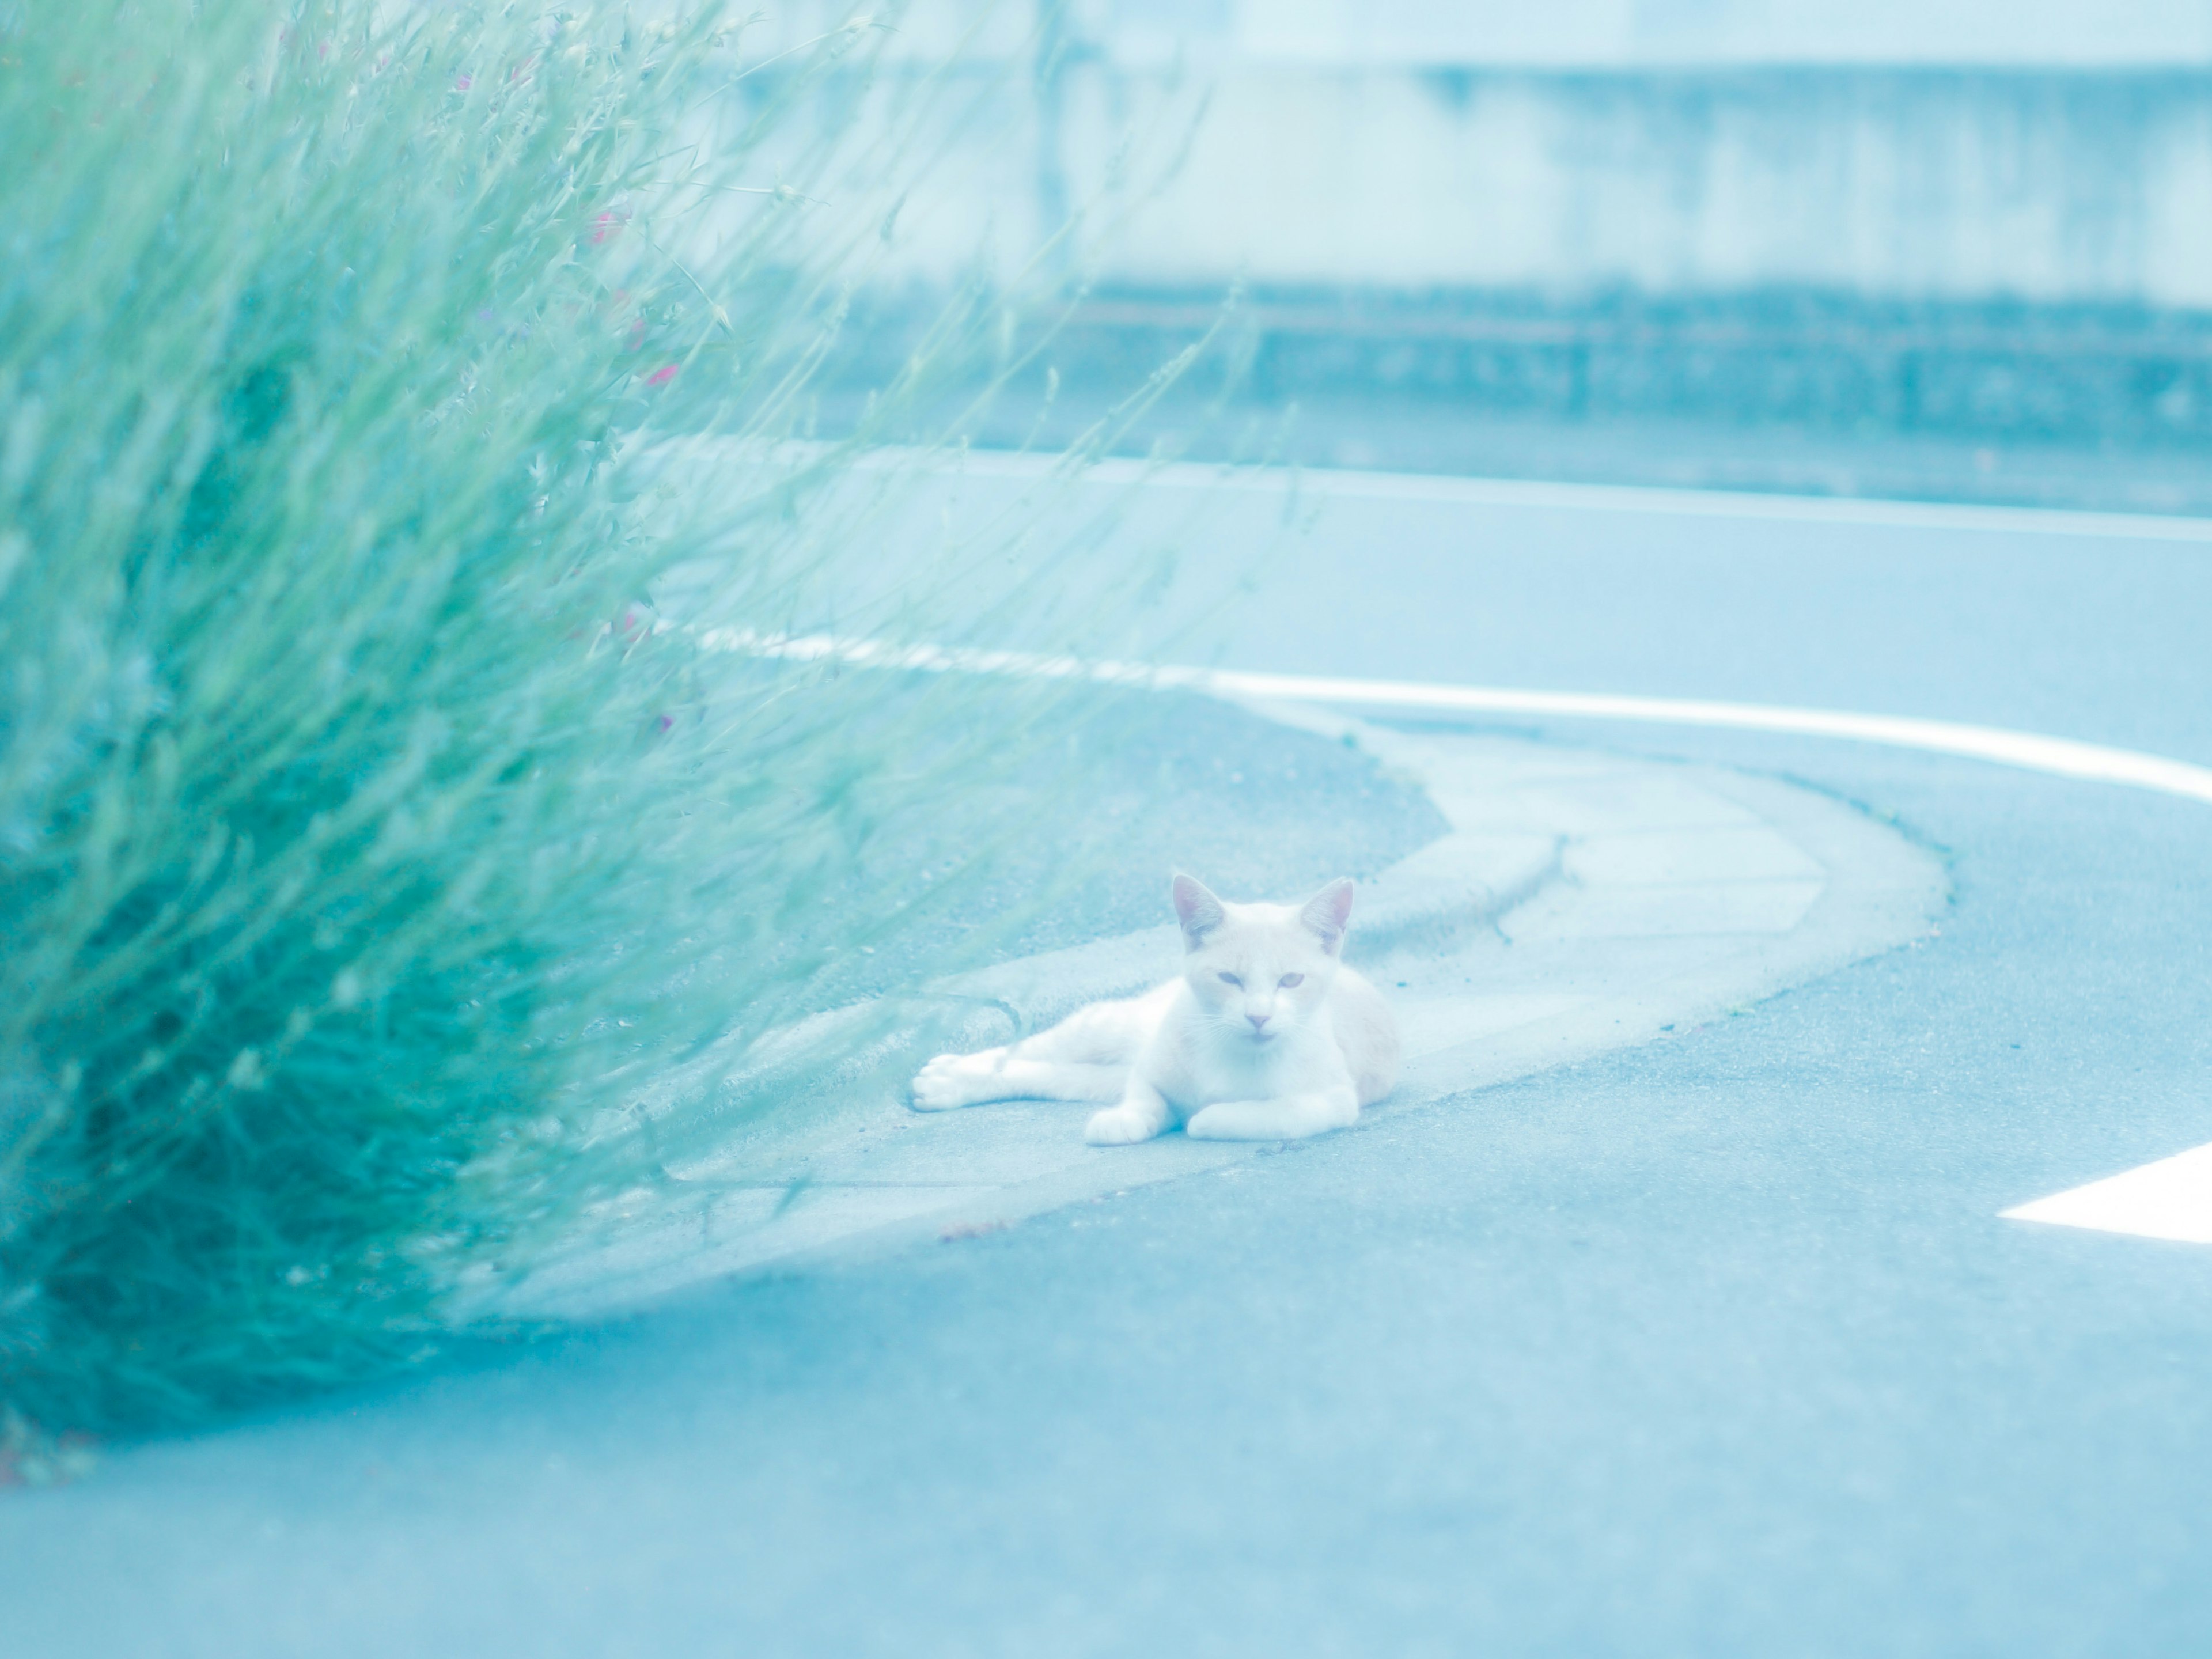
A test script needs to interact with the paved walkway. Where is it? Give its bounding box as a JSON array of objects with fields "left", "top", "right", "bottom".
[{"left": 495, "top": 709, "right": 1944, "bottom": 1324}]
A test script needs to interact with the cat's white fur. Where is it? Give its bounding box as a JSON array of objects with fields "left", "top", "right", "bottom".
[{"left": 911, "top": 875, "right": 1399, "bottom": 1143}]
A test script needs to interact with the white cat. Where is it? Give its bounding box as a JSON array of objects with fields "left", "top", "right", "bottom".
[{"left": 910, "top": 875, "right": 1399, "bottom": 1143}]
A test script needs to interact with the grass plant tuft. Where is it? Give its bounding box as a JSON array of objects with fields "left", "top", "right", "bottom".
[{"left": 0, "top": 0, "right": 1107, "bottom": 1430}]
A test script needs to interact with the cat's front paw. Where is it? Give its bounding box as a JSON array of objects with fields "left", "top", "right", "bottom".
[
  {"left": 910, "top": 1054, "right": 980, "bottom": 1112},
  {"left": 1085, "top": 1105, "right": 1161, "bottom": 1146},
  {"left": 1184, "top": 1101, "right": 1268, "bottom": 1140}
]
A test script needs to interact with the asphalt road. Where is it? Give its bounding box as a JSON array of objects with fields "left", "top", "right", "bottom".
[{"left": 9, "top": 464, "right": 2212, "bottom": 1657}]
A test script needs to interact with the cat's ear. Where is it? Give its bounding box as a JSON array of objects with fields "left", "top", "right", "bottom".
[
  {"left": 1300, "top": 878, "right": 1355, "bottom": 955},
  {"left": 1172, "top": 873, "right": 1226, "bottom": 949}
]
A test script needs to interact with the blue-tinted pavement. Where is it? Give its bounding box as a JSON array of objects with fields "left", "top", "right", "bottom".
[{"left": 7, "top": 470, "right": 2212, "bottom": 1656}]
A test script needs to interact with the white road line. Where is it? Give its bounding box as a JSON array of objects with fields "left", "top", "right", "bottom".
[
  {"left": 938, "top": 448, "right": 2212, "bottom": 544},
  {"left": 698, "top": 628, "right": 2212, "bottom": 808},
  {"left": 2003, "top": 1146, "right": 2212, "bottom": 1245}
]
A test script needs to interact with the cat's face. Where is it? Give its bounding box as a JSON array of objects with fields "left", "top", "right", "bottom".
[{"left": 1172, "top": 875, "right": 1354, "bottom": 1046}]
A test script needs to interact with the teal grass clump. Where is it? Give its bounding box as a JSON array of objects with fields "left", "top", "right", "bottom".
[{"left": 0, "top": 2, "right": 1048, "bottom": 1429}]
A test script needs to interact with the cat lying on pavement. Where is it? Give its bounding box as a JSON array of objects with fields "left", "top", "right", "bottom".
[{"left": 910, "top": 874, "right": 1399, "bottom": 1144}]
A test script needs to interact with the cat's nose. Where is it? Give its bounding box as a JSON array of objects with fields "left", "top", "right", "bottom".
[{"left": 1247, "top": 1011, "right": 1271, "bottom": 1031}]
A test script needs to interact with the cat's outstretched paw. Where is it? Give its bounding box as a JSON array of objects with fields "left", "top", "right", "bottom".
[
  {"left": 1085, "top": 1105, "right": 1162, "bottom": 1146},
  {"left": 910, "top": 1054, "right": 982, "bottom": 1112},
  {"left": 1184, "top": 1101, "right": 1270, "bottom": 1140}
]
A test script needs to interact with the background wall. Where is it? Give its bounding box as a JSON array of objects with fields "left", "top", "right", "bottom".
[
  {"left": 1063, "top": 68, "right": 2212, "bottom": 308},
  {"left": 733, "top": 2, "right": 2212, "bottom": 459}
]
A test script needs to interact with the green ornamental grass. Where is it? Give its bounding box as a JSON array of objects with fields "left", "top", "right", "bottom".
[{"left": 0, "top": 1, "right": 1128, "bottom": 1431}]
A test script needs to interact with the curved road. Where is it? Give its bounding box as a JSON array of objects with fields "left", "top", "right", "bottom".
[{"left": 9, "top": 464, "right": 2212, "bottom": 1656}]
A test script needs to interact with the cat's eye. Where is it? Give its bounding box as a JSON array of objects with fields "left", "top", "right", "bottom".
[
  {"left": 1217, "top": 972, "right": 1243, "bottom": 987},
  {"left": 1279, "top": 972, "right": 1305, "bottom": 988}
]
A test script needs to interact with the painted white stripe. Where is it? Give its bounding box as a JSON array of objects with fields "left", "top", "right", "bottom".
[
  {"left": 696, "top": 628, "right": 2212, "bottom": 808},
  {"left": 2003, "top": 1143, "right": 2212, "bottom": 1245},
  {"left": 933, "top": 447, "right": 2212, "bottom": 544}
]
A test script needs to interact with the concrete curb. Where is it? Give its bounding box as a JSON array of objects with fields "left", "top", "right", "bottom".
[{"left": 474, "top": 715, "right": 1946, "bottom": 1324}]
